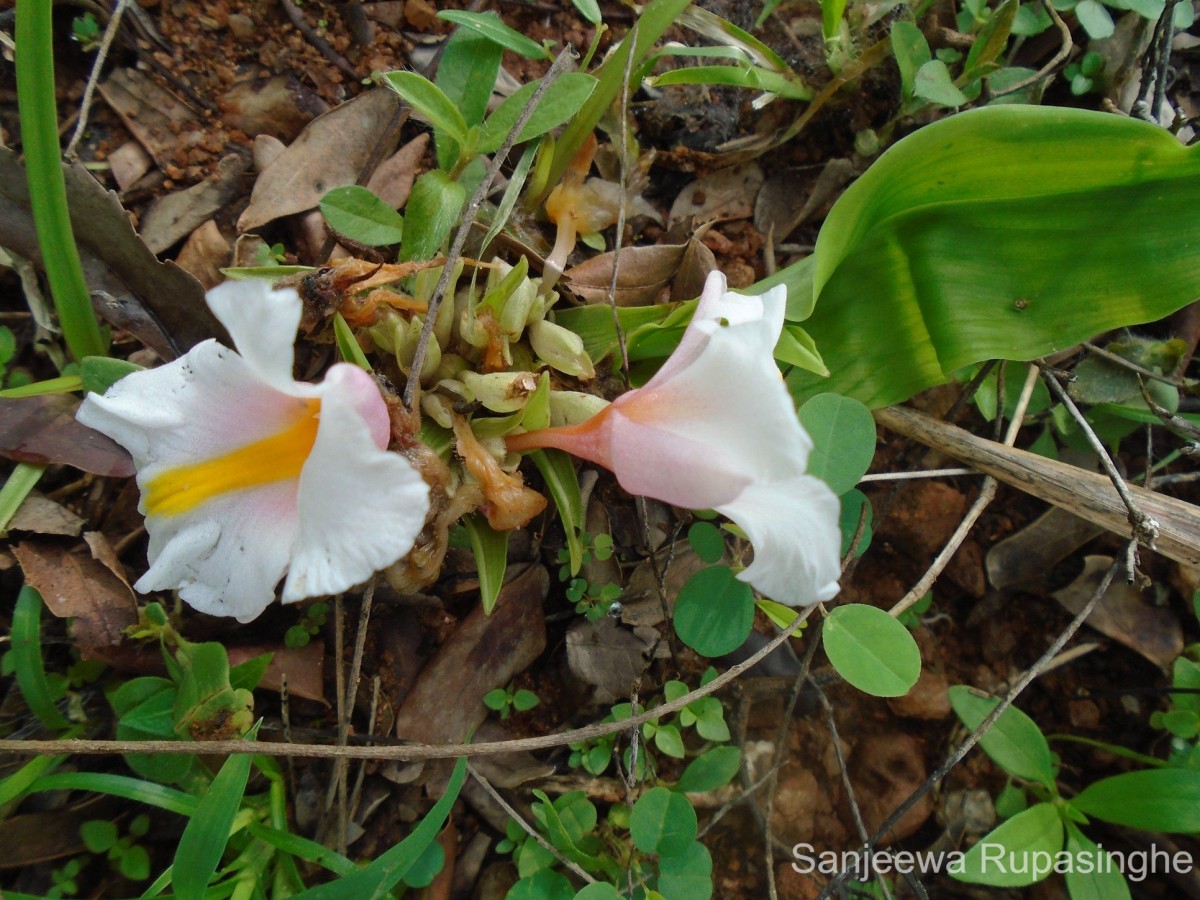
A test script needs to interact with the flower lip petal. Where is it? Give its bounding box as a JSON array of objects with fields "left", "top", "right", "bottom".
[
  {"left": 285, "top": 374, "right": 431, "bottom": 602},
  {"left": 716, "top": 475, "right": 841, "bottom": 606},
  {"left": 205, "top": 280, "right": 303, "bottom": 391},
  {"left": 322, "top": 363, "right": 391, "bottom": 449}
]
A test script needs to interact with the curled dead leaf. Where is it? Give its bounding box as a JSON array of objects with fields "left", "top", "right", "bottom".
[{"left": 0, "top": 396, "right": 134, "bottom": 477}]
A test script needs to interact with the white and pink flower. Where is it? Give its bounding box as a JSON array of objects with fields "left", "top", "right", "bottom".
[
  {"left": 77, "top": 280, "right": 430, "bottom": 622},
  {"left": 508, "top": 271, "right": 841, "bottom": 606}
]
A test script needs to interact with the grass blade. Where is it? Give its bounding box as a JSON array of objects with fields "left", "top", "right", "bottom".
[
  {"left": 10, "top": 585, "right": 69, "bottom": 730},
  {"left": 172, "top": 748, "right": 256, "bottom": 900}
]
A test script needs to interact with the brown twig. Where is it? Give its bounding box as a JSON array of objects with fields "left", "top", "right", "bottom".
[
  {"left": 989, "top": 0, "right": 1073, "bottom": 98},
  {"left": 0, "top": 605, "right": 818, "bottom": 761},
  {"left": 280, "top": 0, "right": 360, "bottom": 81}
]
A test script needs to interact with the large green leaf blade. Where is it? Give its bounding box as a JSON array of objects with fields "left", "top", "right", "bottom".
[
  {"left": 787, "top": 105, "right": 1200, "bottom": 408},
  {"left": 172, "top": 749, "right": 255, "bottom": 900}
]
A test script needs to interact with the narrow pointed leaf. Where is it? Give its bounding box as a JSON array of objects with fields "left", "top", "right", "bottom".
[{"left": 172, "top": 744, "right": 256, "bottom": 900}]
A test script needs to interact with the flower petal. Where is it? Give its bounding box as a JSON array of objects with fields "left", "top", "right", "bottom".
[
  {"left": 608, "top": 412, "right": 749, "bottom": 510},
  {"left": 284, "top": 367, "right": 430, "bottom": 601},
  {"left": 615, "top": 303, "right": 811, "bottom": 486},
  {"left": 136, "top": 481, "right": 300, "bottom": 622},
  {"left": 77, "top": 341, "right": 314, "bottom": 472},
  {"left": 716, "top": 475, "right": 841, "bottom": 606},
  {"left": 205, "top": 280, "right": 303, "bottom": 391}
]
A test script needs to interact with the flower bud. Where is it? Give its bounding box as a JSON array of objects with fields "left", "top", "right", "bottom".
[
  {"left": 460, "top": 370, "right": 540, "bottom": 413},
  {"left": 529, "top": 319, "right": 595, "bottom": 380}
]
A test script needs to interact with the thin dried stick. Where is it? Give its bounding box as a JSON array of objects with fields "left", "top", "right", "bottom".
[
  {"left": 888, "top": 365, "right": 1039, "bottom": 618},
  {"left": 990, "top": 0, "right": 1072, "bottom": 98},
  {"left": 817, "top": 555, "right": 1123, "bottom": 899},
  {"left": 403, "top": 46, "right": 578, "bottom": 409},
  {"left": 1039, "top": 363, "right": 1160, "bottom": 551},
  {"left": 280, "top": 0, "right": 360, "bottom": 80},
  {"left": 859, "top": 468, "right": 976, "bottom": 482},
  {"left": 66, "top": 0, "right": 131, "bottom": 159},
  {"left": 468, "top": 763, "right": 596, "bottom": 884},
  {"left": 605, "top": 21, "right": 637, "bottom": 379},
  {"left": 1, "top": 606, "right": 819, "bottom": 760}
]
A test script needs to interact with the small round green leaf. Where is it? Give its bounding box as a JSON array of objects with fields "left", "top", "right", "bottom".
[
  {"left": 508, "top": 869, "right": 574, "bottom": 900},
  {"left": 822, "top": 604, "right": 920, "bottom": 697},
  {"left": 674, "top": 746, "right": 742, "bottom": 793},
  {"left": 798, "top": 393, "right": 877, "bottom": 494},
  {"left": 630, "top": 787, "right": 697, "bottom": 857},
  {"left": 657, "top": 841, "right": 713, "bottom": 900},
  {"left": 673, "top": 566, "right": 755, "bottom": 658},
  {"left": 1074, "top": 0, "right": 1115, "bottom": 38},
  {"left": 575, "top": 884, "right": 623, "bottom": 900},
  {"left": 839, "top": 488, "right": 873, "bottom": 557},
  {"left": 319, "top": 185, "right": 405, "bottom": 247},
  {"left": 688, "top": 521, "right": 725, "bottom": 564}
]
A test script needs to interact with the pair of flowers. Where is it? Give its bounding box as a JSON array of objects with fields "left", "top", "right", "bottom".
[{"left": 78, "top": 272, "right": 841, "bottom": 622}]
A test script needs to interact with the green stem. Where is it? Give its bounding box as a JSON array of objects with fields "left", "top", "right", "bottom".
[{"left": 16, "top": 0, "right": 108, "bottom": 361}]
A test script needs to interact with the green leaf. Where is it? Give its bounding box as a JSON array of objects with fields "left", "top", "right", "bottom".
[
  {"left": 1072, "top": 768, "right": 1200, "bottom": 832},
  {"left": 648, "top": 65, "right": 812, "bottom": 101},
  {"left": 463, "top": 513, "right": 509, "bottom": 614},
  {"left": 630, "top": 787, "right": 697, "bottom": 857},
  {"left": 673, "top": 565, "right": 755, "bottom": 657},
  {"left": 319, "top": 185, "right": 405, "bottom": 246},
  {"left": 529, "top": 449, "right": 584, "bottom": 576},
  {"left": 953, "top": 802, "right": 1063, "bottom": 886},
  {"left": 434, "top": 29, "right": 503, "bottom": 168},
  {"left": 687, "top": 521, "right": 725, "bottom": 564},
  {"left": 839, "top": 488, "right": 873, "bottom": 557},
  {"left": 948, "top": 686, "right": 1056, "bottom": 789},
  {"left": 1075, "top": 0, "right": 1115, "bottom": 38},
  {"left": 914, "top": 59, "right": 969, "bottom": 106},
  {"left": 513, "top": 689, "right": 540, "bottom": 712},
  {"left": 0, "top": 752, "right": 67, "bottom": 807},
  {"left": 172, "top": 747, "right": 256, "bottom": 900},
  {"left": 675, "top": 746, "right": 742, "bottom": 793},
  {"left": 11, "top": 586, "right": 69, "bottom": 730},
  {"left": 1064, "top": 822, "right": 1131, "bottom": 900},
  {"left": 437, "top": 10, "right": 552, "bottom": 60},
  {"left": 229, "top": 653, "right": 273, "bottom": 693},
  {"left": 293, "top": 756, "right": 466, "bottom": 899},
  {"left": 376, "top": 71, "right": 468, "bottom": 146},
  {"left": 890, "top": 21, "right": 931, "bottom": 101},
  {"left": 774, "top": 322, "right": 828, "bottom": 375},
  {"left": 822, "top": 604, "right": 921, "bottom": 697},
  {"left": 477, "top": 73, "right": 598, "bottom": 155},
  {"left": 400, "top": 170, "right": 467, "bottom": 263},
  {"left": 654, "top": 723, "right": 687, "bottom": 758},
  {"left": 575, "top": 884, "right": 622, "bottom": 900},
  {"left": 0, "top": 464, "right": 46, "bottom": 535},
  {"left": 28, "top": 772, "right": 197, "bottom": 816},
  {"left": 80, "top": 819, "right": 118, "bottom": 853},
  {"left": 509, "top": 870, "right": 574, "bottom": 900},
  {"left": 246, "top": 823, "right": 357, "bottom": 876},
  {"left": 788, "top": 106, "right": 1200, "bottom": 409},
  {"left": 81, "top": 356, "right": 142, "bottom": 395},
  {"left": 657, "top": 841, "right": 713, "bottom": 900},
  {"left": 821, "top": 0, "right": 848, "bottom": 40},
  {"left": 797, "top": 392, "right": 876, "bottom": 494},
  {"left": 0, "top": 374, "right": 84, "bottom": 398},
  {"left": 15, "top": 0, "right": 108, "bottom": 361},
  {"left": 572, "top": 0, "right": 602, "bottom": 24}
]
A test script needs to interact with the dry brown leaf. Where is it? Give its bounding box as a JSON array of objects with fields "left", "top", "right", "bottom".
[
  {"left": 219, "top": 74, "right": 329, "bottom": 142},
  {"left": 175, "top": 220, "right": 232, "bottom": 290},
  {"left": 108, "top": 140, "right": 153, "bottom": 191},
  {"left": 565, "top": 617, "right": 655, "bottom": 703},
  {"left": 668, "top": 162, "right": 763, "bottom": 226},
  {"left": 0, "top": 147, "right": 220, "bottom": 357},
  {"left": 986, "top": 507, "right": 1105, "bottom": 591},
  {"left": 366, "top": 133, "right": 429, "bottom": 209},
  {"left": 7, "top": 493, "right": 85, "bottom": 537},
  {"left": 565, "top": 238, "right": 714, "bottom": 306},
  {"left": 227, "top": 641, "right": 327, "bottom": 702},
  {"left": 1053, "top": 555, "right": 1184, "bottom": 669},
  {"left": 394, "top": 565, "right": 548, "bottom": 744},
  {"left": 97, "top": 68, "right": 198, "bottom": 165},
  {"left": 238, "top": 89, "right": 403, "bottom": 232},
  {"left": 13, "top": 540, "right": 138, "bottom": 655},
  {"left": 141, "top": 154, "right": 250, "bottom": 254},
  {"left": 0, "top": 395, "right": 134, "bottom": 477},
  {"left": 754, "top": 157, "right": 856, "bottom": 241}
]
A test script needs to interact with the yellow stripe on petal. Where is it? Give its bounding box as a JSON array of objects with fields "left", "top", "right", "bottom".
[{"left": 145, "top": 399, "right": 321, "bottom": 518}]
